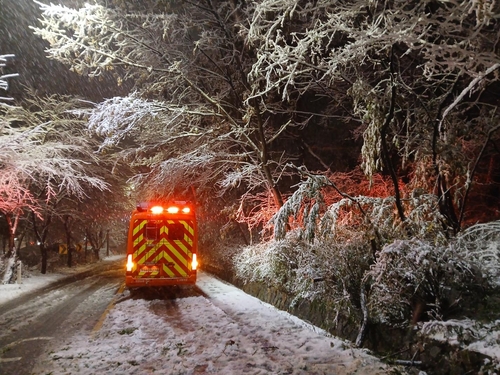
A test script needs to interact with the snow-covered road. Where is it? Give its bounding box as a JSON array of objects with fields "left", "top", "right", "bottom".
[{"left": 31, "top": 271, "right": 404, "bottom": 375}]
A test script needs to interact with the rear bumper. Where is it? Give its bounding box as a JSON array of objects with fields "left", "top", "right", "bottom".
[{"left": 125, "top": 273, "right": 197, "bottom": 287}]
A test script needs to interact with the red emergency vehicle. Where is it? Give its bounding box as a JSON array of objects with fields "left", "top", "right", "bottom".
[{"left": 125, "top": 201, "right": 198, "bottom": 287}]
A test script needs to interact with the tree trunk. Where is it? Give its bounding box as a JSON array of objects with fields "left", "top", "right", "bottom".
[
  {"left": 433, "top": 75, "right": 461, "bottom": 235},
  {"left": 437, "top": 174, "right": 459, "bottom": 234},
  {"left": 31, "top": 210, "right": 52, "bottom": 274},
  {"left": 64, "top": 215, "right": 73, "bottom": 267},
  {"left": 2, "top": 246, "right": 17, "bottom": 284},
  {"left": 40, "top": 244, "right": 48, "bottom": 274},
  {"left": 252, "top": 101, "right": 284, "bottom": 209},
  {"left": 2, "top": 210, "right": 31, "bottom": 283},
  {"left": 5, "top": 213, "right": 16, "bottom": 258},
  {"left": 380, "top": 47, "right": 406, "bottom": 225}
]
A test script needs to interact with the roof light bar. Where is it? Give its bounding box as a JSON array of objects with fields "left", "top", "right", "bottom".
[
  {"left": 167, "top": 206, "right": 179, "bottom": 214},
  {"left": 150, "top": 206, "right": 164, "bottom": 214}
]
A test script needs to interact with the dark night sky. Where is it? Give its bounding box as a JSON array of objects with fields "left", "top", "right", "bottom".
[{"left": 0, "top": 0, "right": 129, "bottom": 102}]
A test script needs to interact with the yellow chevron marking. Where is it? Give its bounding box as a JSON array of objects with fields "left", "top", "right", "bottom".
[
  {"left": 163, "top": 243, "right": 186, "bottom": 265},
  {"left": 175, "top": 241, "right": 190, "bottom": 253},
  {"left": 133, "top": 220, "right": 147, "bottom": 248},
  {"left": 133, "top": 233, "right": 143, "bottom": 247},
  {"left": 163, "top": 263, "right": 176, "bottom": 277},
  {"left": 133, "top": 220, "right": 147, "bottom": 236},
  {"left": 145, "top": 248, "right": 156, "bottom": 260},
  {"left": 134, "top": 243, "right": 147, "bottom": 263},
  {"left": 185, "top": 222, "right": 194, "bottom": 236},
  {"left": 164, "top": 244, "right": 188, "bottom": 275}
]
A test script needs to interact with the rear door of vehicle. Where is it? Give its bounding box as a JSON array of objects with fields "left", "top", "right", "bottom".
[{"left": 131, "top": 218, "right": 194, "bottom": 280}]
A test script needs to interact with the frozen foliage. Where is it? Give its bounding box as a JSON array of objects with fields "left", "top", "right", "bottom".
[
  {"left": 248, "top": 0, "right": 500, "bottom": 101},
  {"left": 0, "top": 92, "right": 114, "bottom": 282},
  {"left": 367, "top": 220, "right": 500, "bottom": 326},
  {"left": 455, "top": 221, "right": 500, "bottom": 286},
  {"left": 0, "top": 106, "right": 108, "bottom": 199},
  {"left": 128, "top": 148, "right": 217, "bottom": 200},
  {"left": 421, "top": 318, "right": 500, "bottom": 369},
  {"left": 245, "top": 0, "right": 500, "bottom": 232},
  {"left": 271, "top": 174, "right": 327, "bottom": 241},
  {"left": 235, "top": 231, "right": 327, "bottom": 301},
  {"left": 234, "top": 229, "right": 374, "bottom": 324},
  {"left": 240, "top": 214, "right": 500, "bottom": 331},
  {"left": 273, "top": 172, "right": 449, "bottom": 244},
  {"left": 77, "top": 91, "right": 225, "bottom": 198},
  {"left": 367, "top": 239, "right": 477, "bottom": 326},
  {"left": 84, "top": 93, "right": 165, "bottom": 150},
  {"left": 32, "top": 1, "right": 301, "bottom": 223},
  {"left": 245, "top": 167, "right": 500, "bottom": 327},
  {"left": 32, "top": 2, "right": 176, "bottom": 82}
]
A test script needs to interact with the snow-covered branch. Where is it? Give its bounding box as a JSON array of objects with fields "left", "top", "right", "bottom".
[{"left": 0, "top": 54, "right": 18, "bottom": 102}]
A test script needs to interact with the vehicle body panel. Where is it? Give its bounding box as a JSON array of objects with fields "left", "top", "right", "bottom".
[{"left": 125, "top": 202, "right": 197, "bottom": 287}]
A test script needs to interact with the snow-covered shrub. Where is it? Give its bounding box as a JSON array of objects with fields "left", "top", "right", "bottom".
[
  {"left": 320, "top": 195, "right": 396, "bottom": 243},
  {"left": 420, "top": 318, "right": 500, "bottom": 371},
  {"left": 366, "top": 221, "right": 500, "bottom": 328},
  {"left": 234, "top": 231, "right": 319, "bottom": 293},
  {"left": 234, "top": 229, "right": 374, "bottom": 321},
  {"left": 262, "top": 172, "right": 499, "bottom": 329},
  {"left": 320, "top": 192, "right": 450, "bottom": 245},
  {"left": 403, "top": 193, "right": 449, "bottom": 243},
  {"left": 366, "top": 238, "right": 479, "bottom": 327},
  {"left": 455, "top": 221, "right": 500, "bottom": 287},
  {"left": 421, "top": 319, "right": 485, "bottom": 347}
]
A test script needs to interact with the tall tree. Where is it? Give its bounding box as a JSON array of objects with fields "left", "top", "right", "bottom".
[
  {"left": 31, "top": 0, "right": 500, "bottom": 241},
  {"left": 246, "top": 0, "right": 500, "bottom": 234},
  {"left": 31, "top": 0, "right": 324, "bottom": 233},
  {"left": 0, "top": 118, "right": 43, "bottom": 282},
  {"left": 0, "top": 91, "right": 110, "bottom": 276}
]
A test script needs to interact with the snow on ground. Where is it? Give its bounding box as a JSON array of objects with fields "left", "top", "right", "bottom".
[
  {"left": 0, "top": 254, "right": 124, "bottom": 305},
  {"left": 3, "top": 256, "right": 500, "bottom": 374},
  {"left": 28, "top": 271, "right": 402, "bottom": 375},
  {"left": 420, "top": 318, "right": 500, "bottom": 370}
]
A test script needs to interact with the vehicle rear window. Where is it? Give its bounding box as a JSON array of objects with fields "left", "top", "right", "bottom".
[
  {"left": 168, "top": 223, "right": 185, "bottom": 240},
  {"left": 145, "top": 221, "right": 160, "bottom": 240}
]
